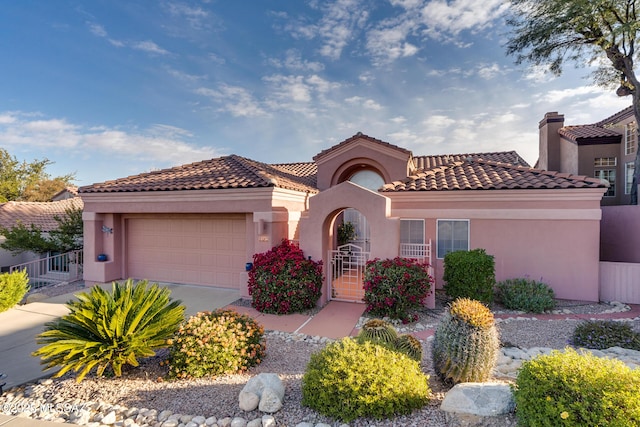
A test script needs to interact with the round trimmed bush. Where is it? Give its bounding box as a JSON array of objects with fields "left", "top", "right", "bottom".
[
  {"left": 168, "top": 309, "right": 265, "bottom": 379},
  {"left": 514, "top": 347, "right": 640, "bottom": 426},
  {"left": 363, "top": 257, "right": 433, "bottom": 323},
  {"left": 570, "top": 320, "right": 640, "bottom": 351},
  {"left": 248, "top": 239, "right": 323, "bottom": 314},
  {"left": 302, "top": 338, "right": 430, "bottom": 422},
  {"left": 495, "top": 277, "right": 556, "bottom": 313},
  {"left": 0, "top": 269, "right": 30, "bottom": 312}
]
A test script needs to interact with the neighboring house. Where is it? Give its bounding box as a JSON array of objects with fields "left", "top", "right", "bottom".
[
  {"left": 0, "top": 197, "right": 84, "bottom": 272},
  {"left": 539, "top": 106, "right": 637, "bottom": 206},
  {"left": 80, "top": 133, "right": 606, "bottom": 305}
]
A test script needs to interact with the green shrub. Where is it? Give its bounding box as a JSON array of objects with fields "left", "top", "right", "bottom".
[
  {"left": 33, "top": 279, "right": 185, "bottom": 382},
  {"left": 432, "top": 298, "right": 499, "bottom": 384},
  {"left": 363, "top": 257, "right": 433, "bottom": 323},
  {"left": 570, "top": 320, "right": 640, "bottom": 351},
  {"left": 302, "top": 338, "right": 430, "bottom": 422},
  {"left": 168, "top": 308, "right": 265, "bottom": 379},
  {"left": 443, "top": 248, "right": 495, "bottom": 304},
  {"left": 513, "top": 347, "right": 640, "bottom": 426},
  {"left": 248, "top": 239, "right": 323, "bottom": 314},
  {"left": 0, "top": 269, "right": 29, "bottom": 312},
  {"left": 495, "top": 277, "right": 556, "bottom": 313}
]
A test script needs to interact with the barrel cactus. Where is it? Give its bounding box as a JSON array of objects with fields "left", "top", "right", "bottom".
[
  {"left": 357, "top": 319, "right": 398, "bottom": 346},
  {"left": 395, "top": 334, "right": 423, "bottom": 361},
  {"left": 431, "top": 297, "right": 499, "bottom": 384}
]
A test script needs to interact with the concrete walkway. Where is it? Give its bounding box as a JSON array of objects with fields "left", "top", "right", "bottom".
[{"left": 0, "top": 282, "right": 365, "bottom": 390}]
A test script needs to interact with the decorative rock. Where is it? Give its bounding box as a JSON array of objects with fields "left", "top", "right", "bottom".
[
  {"left": 246, "top": 418, "right": 262, "bottom": 427},
  {"left": 294, "top": 423, "right": 314, "bottom": 427},
  {"left": 159, "top": 410, "right": 173, "bottom": 422},
  {"left": 441, "top": 383, "right": 515, "bottom": 417},
  {"left": 161, "top": 420, "right": 179, "bottom": 427},
  {"left": 185, "top": 421, "right": 199, "bottom": 427},
  {"left": 101, "top": 410, "right": 118, "bottom": 425},
  {"left": 258, "top": 387, "right": 283, "bottom": 413},
  {"left": 192, "top": 415, "right": 207, "bottom": 424},
  {"left": 261, "top": 415, "right": 276, "bottom": 427},
  {"left": 205, "top": 416, "right": 218, "bottom": 426},
  {"left": 242, "top": 373, "right": 285, "bottom": 400},
  {"left": 218, "top": 417, "right": 232, "bottom": 427},
  {"left": 238, "top": 391, "right": 260, "bottom": 411},
  {"left": 230, "top": 416, "right": 247, "bottom": 427}
]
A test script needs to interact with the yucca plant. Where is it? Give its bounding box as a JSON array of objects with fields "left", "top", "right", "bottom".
[
  {"left": 33, "top": 279, "right": 185, "bottom": 382},
  {"left": 431, "top": 297, "right": 499, "bottom": 384}
]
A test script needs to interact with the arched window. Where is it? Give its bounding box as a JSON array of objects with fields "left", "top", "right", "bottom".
[{"left": 349, "top": 169, "right": 384, "bottom": 191}]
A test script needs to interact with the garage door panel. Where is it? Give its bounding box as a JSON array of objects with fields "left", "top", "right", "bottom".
[{"left": 127, "top": 215, "right": 246, "bottom": 288}]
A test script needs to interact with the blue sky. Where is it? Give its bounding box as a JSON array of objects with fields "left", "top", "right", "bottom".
[{"left": 0, "top": 0, "right": 631, "bottom": 187}]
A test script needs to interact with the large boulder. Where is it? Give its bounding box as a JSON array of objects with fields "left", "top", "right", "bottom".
[
  {"left": 238, "top": 373, "right": 285, "bottom": 413},
  {"left": 441, "top": 382, "right": 514, "bottom": 416}
]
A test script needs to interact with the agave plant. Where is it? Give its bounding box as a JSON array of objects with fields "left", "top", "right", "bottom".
[{"left": 33, "top": 279, "right": 185, "bottom": 382}]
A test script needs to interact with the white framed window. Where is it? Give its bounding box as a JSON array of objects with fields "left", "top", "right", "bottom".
[
  {"left": 400, "top": 219, "right": 424, "bottom": 244},
  {"left": 594, "top": 157, "right": 617, "bottom": 167},
  {"left": 626, "top": 122, "right": 637, "bottom": 155},
  {"left": 626, "top": 162, "right": 635, "bottom": 194},
  {"left": 437, "top": 219, "right": 469, "bottom": 259},
  {"left": 595, "top": 169, "right": 616, "bottom": 197}
]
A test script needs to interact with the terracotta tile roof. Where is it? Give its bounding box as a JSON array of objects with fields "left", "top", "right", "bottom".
[
  {"left": 79, "top": 155, "right": 318, "bottom": 194},
  {"left": 381, "top": 159, "right": 606, "bottom": 192},
  {"left": 313, "top": 132, "right": 412, "bottom": 161},
  {"left": 413, "top": 151, "right": 529, "bottom": 170},
  {"left": 558, "top": 105, "right": 634, "bottom": 144},
  {"left": 0, "top": 197, "right": 83, "bottom": 232},
  {"left": 595, "top": 105, "right": 634, "bottom": 126},
  {"left": 559, "top": 125, "right": 621, "bottom": 143}
]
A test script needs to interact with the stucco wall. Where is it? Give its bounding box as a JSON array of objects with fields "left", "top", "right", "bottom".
[
  {"left": 601, "top": 205, "right": 640, "bottom": 263},
  {"left": 391, "top": 188, "right": 605, "bottom": 302}
]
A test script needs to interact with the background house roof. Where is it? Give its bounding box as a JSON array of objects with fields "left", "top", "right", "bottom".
[
  {"left": 0, "top": 197, "right": 83, "bottom": 232},
  {"left": 556, "top": 105, "right": 633, "bottom": 145},
  {"left": 381, "top": 158, "right": 606, "bottom": 192},
  {"left": 79, "top": 155, "right": 319, "bottom": 194},
  {"left": 413, "top": 151, "right": 529, "bottom": 170}
]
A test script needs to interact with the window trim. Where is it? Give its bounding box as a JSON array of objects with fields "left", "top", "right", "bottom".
[
  {"left": 594, "top": 157, "right": 617, "bottom": 167},
  {"left": 594, "top": 168, "right": 616, "bottom": 197},
  {"left": 625, "top": 122, "right": 637, "bottom": 156},
  {"left": 436, "top": 219, "right": 470, "bottom": 259},
  {"left": 400, "top": 218, "right": 425, "bottom": 245},
  {"left": 625, "top": 162, "right": 635, "bottom": 195}
]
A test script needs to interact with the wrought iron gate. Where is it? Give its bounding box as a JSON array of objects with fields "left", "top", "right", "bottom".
[{"left": 329, "top": 243, "right": 370, "bottom": 302}]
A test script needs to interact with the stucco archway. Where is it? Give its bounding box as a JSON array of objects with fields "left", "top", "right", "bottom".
[{"left": 298, "top": 181, "right": 400, "bottom": 305}]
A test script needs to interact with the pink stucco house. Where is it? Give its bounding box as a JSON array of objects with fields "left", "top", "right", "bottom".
[{"left": 79, "top": 133, "right": 606, "bottom": 305}]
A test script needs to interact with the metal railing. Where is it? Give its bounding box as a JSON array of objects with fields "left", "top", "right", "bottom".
[{"left": 10, "top": 250, "right": 83, "bottom": 289}]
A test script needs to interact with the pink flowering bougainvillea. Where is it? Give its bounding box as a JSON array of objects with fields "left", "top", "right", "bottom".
[
  {"left": 248, "top": 239, "right": 324, "bottom": 314},
  {"left": 363, "top": 257, "right": 433, "bottom": 323}
]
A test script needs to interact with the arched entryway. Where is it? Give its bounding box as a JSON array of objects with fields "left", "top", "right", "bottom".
[
  {"left": 298, "top": 181, "right": 400, "bottom": 306},
  {"left": 330, "top": 208, "right": 370, "bottom": 301}
]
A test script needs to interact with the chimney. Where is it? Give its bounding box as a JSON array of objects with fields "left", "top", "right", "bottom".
[{"left": 538, "top": 112, "right": 564, "bottom": 171}]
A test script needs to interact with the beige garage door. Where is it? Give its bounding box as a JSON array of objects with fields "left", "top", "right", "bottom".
[{"left": 126, "top": 214, "right": 247, "bottom": 288}]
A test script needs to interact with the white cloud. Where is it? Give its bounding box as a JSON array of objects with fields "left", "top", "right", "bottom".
[
  {"left": 345, "top": 96, "right": 383, "bottom": 110},
  {"left": 268, "top": 49, "right": 325, "bottom": 72},
  {"left": 477, "top": 63, "right": 503, "bottom": 80},
  {"left": 422, "top": 114, "right": 455, "bottom": 129},
  {"left": 0, "top": 111, "right": 216, "bottom": 164},
  {"left": 420, "top": 0, "right": 509, "bottom": 38},
  {"left": 132, "top": 40, "right": 170, "bottom": 55},
  {"left": 196, "top": 85, "right": 268, "bottom": 117}
]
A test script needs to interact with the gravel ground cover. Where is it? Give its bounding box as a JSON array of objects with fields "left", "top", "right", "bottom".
[{"left": 6, "top": 284, "right": 639, "bottom": 427}]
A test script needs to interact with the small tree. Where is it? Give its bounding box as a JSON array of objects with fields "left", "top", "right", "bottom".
[
  {"left": 506, "top": 0, "right": 640, "bottom": 204},
  {"left": 0, "top": 207, "right": 83, "bottom": 254}
]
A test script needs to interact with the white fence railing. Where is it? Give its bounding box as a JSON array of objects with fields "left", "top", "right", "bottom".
[
  {"left": 600, "top": 261, "right": 640, "bottom": 304},
  {"left": 10, "top": 250, "right": 83, "bottom": 289}
]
